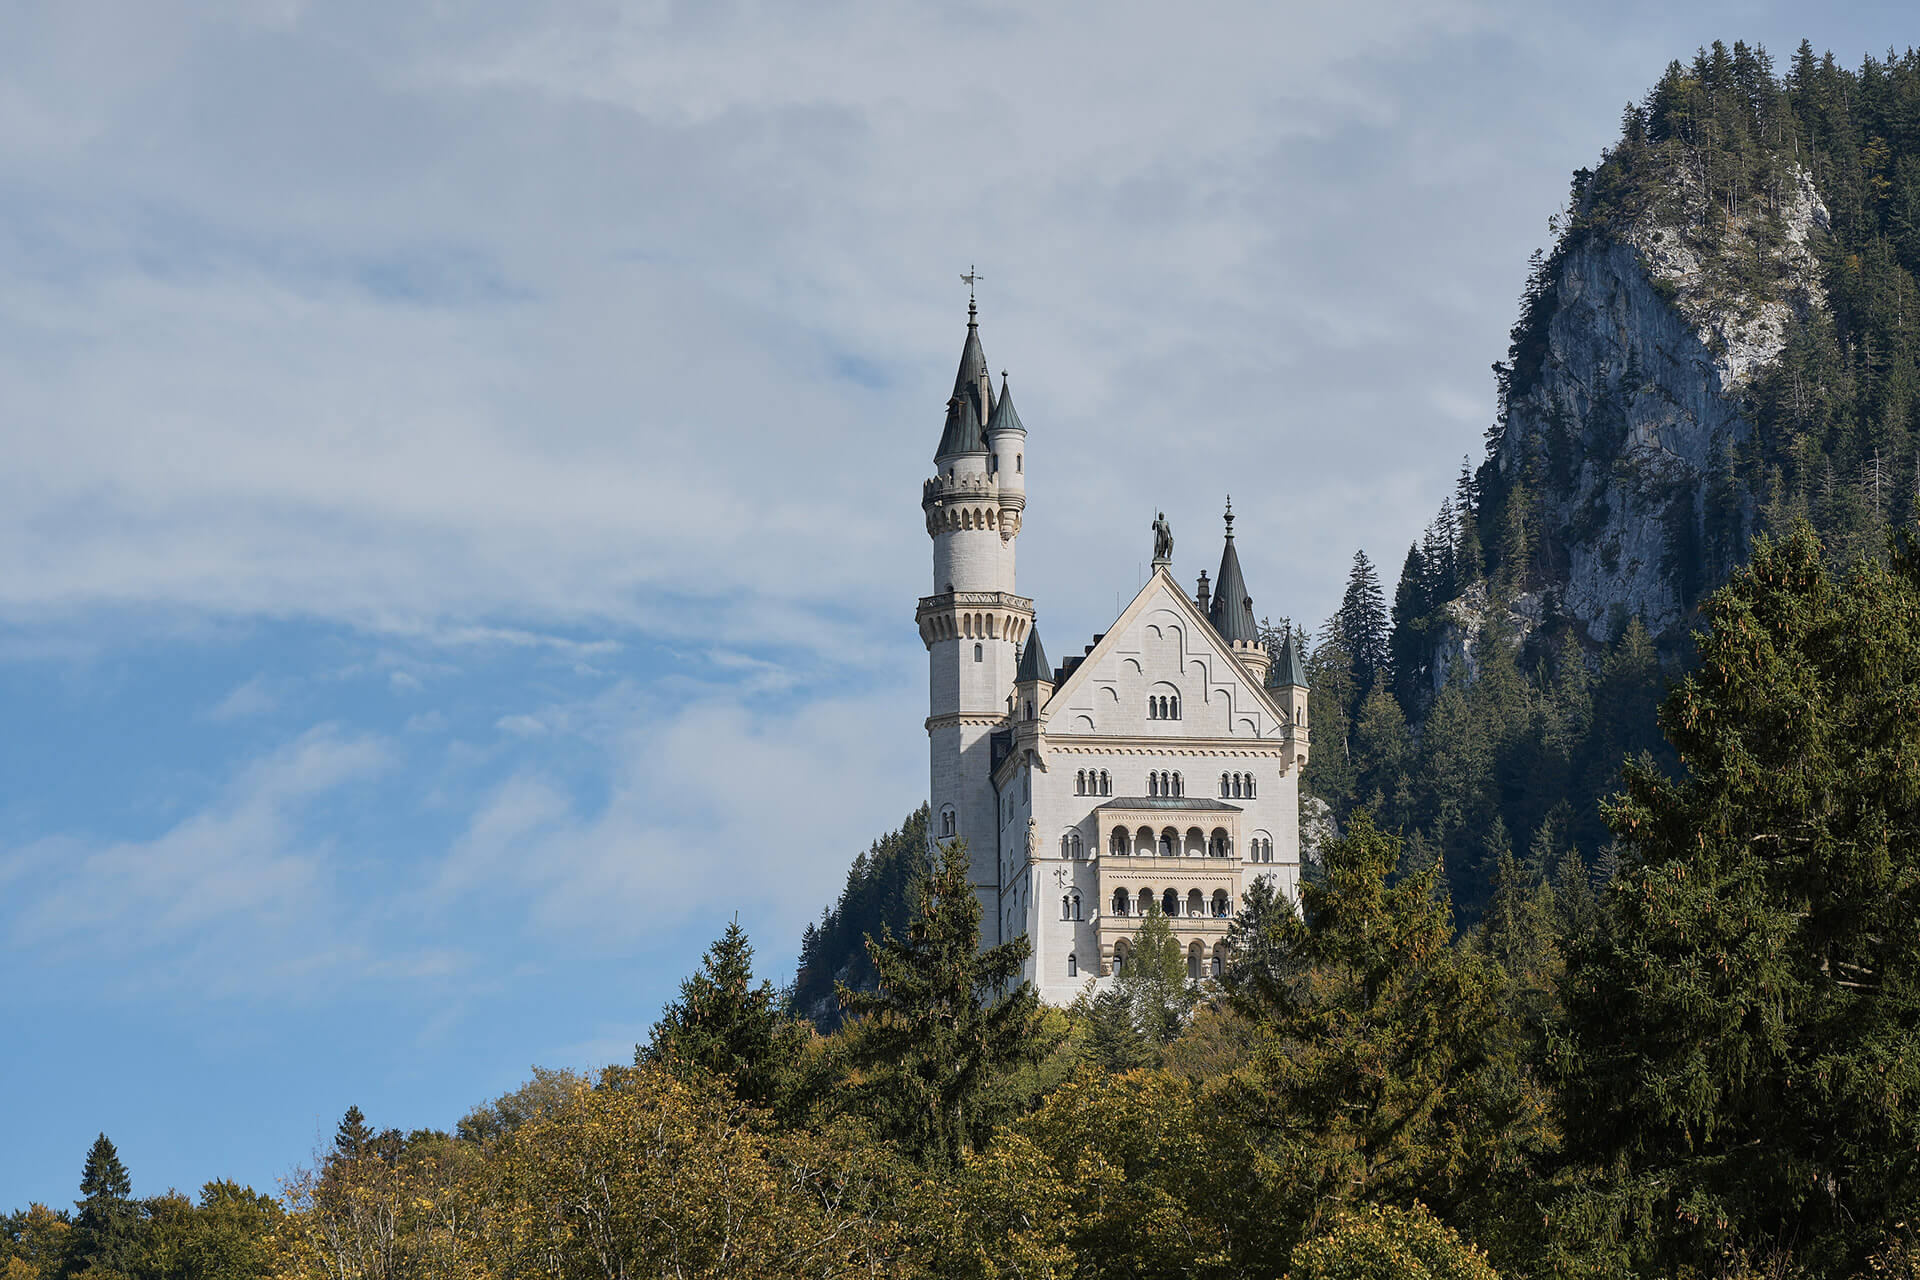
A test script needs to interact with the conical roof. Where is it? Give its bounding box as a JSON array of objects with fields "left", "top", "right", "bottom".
[
  {"left": 988, "top": 373, "right": 1025, "bottom": 435},
  {"left": 1275, "top": 631, "right": 1308, "bottom": 688},
  {"left": 935, "top": 303, "right": 992, "bottom": 460},
  {"left": 1015, "top": 628, "right": 1051, "bottom": 684},
  {"left": 1209, "top": 499, "right": 1259, "bottom": 645}
]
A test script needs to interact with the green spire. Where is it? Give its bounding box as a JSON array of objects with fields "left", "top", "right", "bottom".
[{"left": 1016, "top": 628, "right": 1050, "bottom": 684}]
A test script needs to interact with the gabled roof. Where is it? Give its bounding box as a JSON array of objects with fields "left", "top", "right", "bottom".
[
  {"left": 1274, "top": 631, "right": 1308, "bottom": 688},
  {"left": 1016, "top": 627, "right": 1051, "bottom": 684},
  {"left": 988, "top": 373, "right": 1025, "bottom": 435},
  {"left": 1041, "top": 566, "right": 1292, "bottom": 730},
  {"left": 1210, "top": 500, "right": 1259, "bottom": 645}
]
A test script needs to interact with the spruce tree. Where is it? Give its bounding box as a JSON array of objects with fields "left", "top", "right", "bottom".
[
  {"left": 66, "top": 1134, "right": 138, "bottom": 1278},
  {"left": 1388, "top": 543, "right": 1432, "bottom": 716},
  {"left": 1554, "top": 526, "right": 1920, "bottom": 1276},
  {"left": 640, "top": 918, "right": 806, "bottom": 1110},
  {"left": 837, "top": 838, "right": 1042, "bottom": 1167},
  {"left": 1329, "top": 550, "right": 1390, "bottom": 696},
  {"left": 331, "top": 1106, "right": 370, "bottom": 1161}
]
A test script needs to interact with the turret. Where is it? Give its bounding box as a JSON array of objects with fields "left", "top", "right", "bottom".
[
  {"left": 925, "top": 301, "right": 1018, "bottom": 595},
  {"left": 1209, "top": 498, "right": 1271, "bottom": 684},
  {"left": 1274, "top": 631, "right": 1309, "bottom": 773},
  {"left": 1013, "top": 626, "right": 1052, "bottom": 722},
  {"left": 987, "top": 372, "right": 1027, "bottom": 539}
]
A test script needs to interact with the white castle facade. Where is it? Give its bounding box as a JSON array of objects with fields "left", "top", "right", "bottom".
[{"left": 917, "top": 302, "right": 1311, "bottom": 1006}]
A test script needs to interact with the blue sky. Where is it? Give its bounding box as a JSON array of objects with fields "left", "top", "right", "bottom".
[{"left": 2, "top": 0, "right": 1911, "bottom": 1211}]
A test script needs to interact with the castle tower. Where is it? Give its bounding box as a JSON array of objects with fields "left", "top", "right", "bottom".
[
  {"left": 917, "top": 302, "right": 1034, "bottom": 929},
  {"left": 1210, "top": 498, "right": 1272, "bottom": 685}
]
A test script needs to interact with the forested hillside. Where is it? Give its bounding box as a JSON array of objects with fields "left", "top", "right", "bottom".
[
  {"left": 17, "top": 518, "right": 1920, "bottom": 1277},
  {"left": 17, "top": 40, "right": 1920, "bottom": 1280},
  {"left": 1311, "top": 42, "right": 1920, "bottom": 916}
]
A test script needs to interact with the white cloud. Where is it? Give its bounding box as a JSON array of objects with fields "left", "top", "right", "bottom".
[
  {"left": 0, "top": 725, "right": 400, "bottom": 990},
  {"left": 209, "top": 673, "right": 278, "bottom": 720},
  {"left": 437, "top": 678, "right": 924, "bottom": 946}
]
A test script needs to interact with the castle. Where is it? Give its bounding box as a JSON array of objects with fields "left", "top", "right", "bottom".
[{"left": 917, "top": 301, "right": 1310, "bottom": 1006}]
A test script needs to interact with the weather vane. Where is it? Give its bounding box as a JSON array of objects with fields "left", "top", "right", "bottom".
[{"left": 961, "top": 265, "right": 983, "bottom": 302}]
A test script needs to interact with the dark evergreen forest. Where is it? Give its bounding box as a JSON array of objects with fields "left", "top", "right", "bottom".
[{"left": 1309, "top": 40, "right": 1920, "bottom": 919}]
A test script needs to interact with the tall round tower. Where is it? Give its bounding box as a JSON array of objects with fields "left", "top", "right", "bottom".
[{"left": 918, "top": 302, "right": 1033, "bottom": 930}]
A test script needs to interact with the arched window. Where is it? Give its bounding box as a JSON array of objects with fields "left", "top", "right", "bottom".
[
  {"left": 1071, "top": 833, "right": 1084, "bottom": 860},
  {"left": 1067, "top": 952, "right": 1077, "bottom": 977},
  {"left": 1101, "top": 770, "right": 1111, "bottom": 796},
  {"left": 1173, "top": 772, "right": 1183, "bottom": 797},
  {"left": 1072, "top": 892, "right": 1082, "bottom": 920},
  {"left": 1210, "top": 952, "right": 1222, "bottom": 977},
  {"left": 1187, "top": 941, "right": 1203, "bottom": 981},
  {"left": 1187, "top": 888, "right": 1203, "bottom": 917},
  {"left": 1112, "top": 940, "right": 1129, "bottom": 975},
  {"left": 1061, "top": 895, "right": 1072, "bottom": 920},
  {"left": 1075, "top": 770, "right": 1086, "bottom": 795},
  {"left": 1148, "top": 773, "right": 1159, "bottom": 798},
  {"left": 1137, "top": 888, "right": 1153, "bottom": 915},
  {"left": 1162, "top": 888, "right": 1179, "bottom": 916},
  {"left": 1213, "top": 889, "right": 1230, "bottom": 917},
  {"left": 941, "top": 808, "right": 956, "bottom": 837},
  {"left": 1158, "top": 829, "right": 1175, "bottom": 857},
  {"left": 1247, "top": 774, "right": 1257, "bottom": 798},
  {"left": 1169, "top": 695, "right": 1180, "bottom": 719},
  {"left": 1060, "top": 835, "right": 1071, "bottom": 859},
  {"left": 1111, "top": 829, "right": 1130, "bottom": 856},
  {"left": 1220, "top": 773, "right": 1230, "bottom": 798},
  {"left": 1137, "top": 826, "right": 1154, "bottom": 856},
  {"left": 1231, "top": 774, "right": 1242, "bottom": 798},
  {"left": 1112, "top": 888, "right": 1130, "bottom": 915},
  {"left": 1147, "top": 697, "right": 1159, "bottom": 720},
  {"left": 973, "top": 643, "right": 982, "bottom": 662}
]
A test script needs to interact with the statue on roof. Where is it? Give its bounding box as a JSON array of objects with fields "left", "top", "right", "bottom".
[{"left": 1152, "top": 512, "right": 1173, "bottom": 565}]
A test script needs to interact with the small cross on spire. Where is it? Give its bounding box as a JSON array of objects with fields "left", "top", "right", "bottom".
[{"left": 1224, "top": 495, "right": 1235, "bottom": 539}]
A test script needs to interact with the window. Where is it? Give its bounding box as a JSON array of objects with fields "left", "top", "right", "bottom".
[
  {"left": 973, "top": 643, "right": 983, "bottom": 662},
  {"left": 1173, "top": 772, "right": 1183, "bottom": 797},
  {"left": 1231, "top": 774, "right": 1242, "bottom": 798},
  {"left": 1112, "top": 888, "right": 1130, "bottom": 914},
  {"left": 1076, "top": 770, "right": 1086, "bottom": 796},
  {"left": 941, "top": 808, "right": 956, "bottom": 837},
  {"left": 1187, "top": 888, "right": 1203, "bottom": 917},
  {"left": 1219, "top": 773, "right": 1230, "bottom": 798},
  {"left": 1100, "top": 770, "right": 1111, "bottom": 796},
  {"left": 1111, "top": 829, "right": 1130, "bottom": 856},
  {"left": 1062, "top": 895, "right": 1072, "bottom": 920},
  {"left": 1162, "top": 888, "right": 1178, "bottom": 916},
  {"left": 1072, "top": 892, "right": 1083, "bottom": 920},
  {"left": 1187, "top": 942, "right": 1203, "bottom": 981},
  {"left": 1213, "top": 889, "right": 1230, "bottom": 917},
  {"left": 1247, "top": 774, "right": 1257, "bottom": 798},
  {"left": 1016, "top": 454, "right": 1023, "bottom": 473},
  {"left": 1170, "top": 696, "right": 1180, "bottom": 718},
  {"left": 1148, "top": 773, "right": 1159, "bottom": 798},
  {"left": 1158, "top": 829, "right": 1175, "bottom": 857},
  {"left": 1137, "top": 888, "right": 1153, "bottom": 914},
  {"left": 1210, "top": 953, "right": 1222, "bottom": 977},
  {"left": 1067, "top": 952, "right": 1077, "bottom": 977}
]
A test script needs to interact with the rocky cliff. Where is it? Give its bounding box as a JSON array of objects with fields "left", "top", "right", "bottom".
[{"left": 1480, "top": 159, "right": 1828, "bottom": 652}]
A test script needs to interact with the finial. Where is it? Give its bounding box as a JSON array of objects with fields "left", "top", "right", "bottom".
[
  {"left": 960, "top": 265, "right": 982, "bottom": 317},
  {"left": 1224, "top": 495, "right": 1235, "bottom": 539}
]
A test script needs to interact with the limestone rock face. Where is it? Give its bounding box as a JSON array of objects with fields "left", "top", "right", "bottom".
[
  {"left": 1486, "top": 160, "right": 1827, "bottom": 648},
  {"left": 1299, "top": 793, "right": 1337, "bottom": 870}
]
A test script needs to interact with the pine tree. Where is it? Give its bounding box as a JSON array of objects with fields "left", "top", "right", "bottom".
[
  {"left": 1218, "top": 813, "right": 1546, "bottom": 1263},
  {"left": 1553, "top": 526, "right": 1920, "bottom": 1276},
  {"left": 837, "top": 838, "right": 1044, "bottom": 1166},
  {"left": 332, "top": 1106, "right": 371, "bottom": 1161},
  {"left": 640, "top": 918, "right": 806, "bottom": 1110},
  {"left": 1327, "top": 550, "right": 1390, "bottom": 714},
  {"left": 1111, "top": 902, "right": 1195, "bottom": 1051},
  {"left": 1388, "top": 543, "right": 1433, "bottom": 717},
  {"left": 66, "top": 1134, "right": 138, "bottom": 1278},
  {"left": 1453, "top": 458, "right": 1483, "bottom": 583}
]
